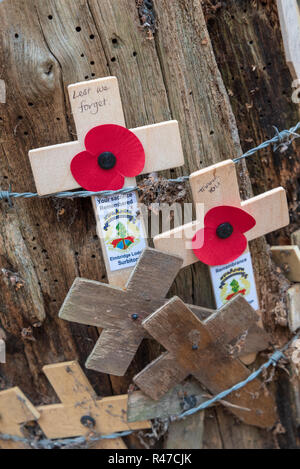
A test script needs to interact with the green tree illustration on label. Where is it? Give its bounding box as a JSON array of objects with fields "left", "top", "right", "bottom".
[{"left": 111, "top": 222, "right": 135, "bottom": 250}]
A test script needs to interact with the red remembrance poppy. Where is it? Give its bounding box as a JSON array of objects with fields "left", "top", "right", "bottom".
[
  {"left": 192, "top": 205, "right": 256, "bottom": 266},
  {"left": 70, "top": 124, "right": 145, "bottom": 191}
]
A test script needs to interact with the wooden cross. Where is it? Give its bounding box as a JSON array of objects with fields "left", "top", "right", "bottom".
[
  {"left": 37, "top": 361, "right": 151, "bottom": 449},
  {"left": 271, "top": 245, "right": 300, "bottom": 282},
  {"left": 277, "top": 0, "right": 300, "bottom": 80},
  {"left": 59, "top": 247, "right": 190, "bottom": 375},
  {"left": 133, "top": 295, "right": 277, "bottom": 428},
  {"left": 0, "top": 387, "right": 40, "bottom": 449},
  {"left": 29, "top": 76, "right": 184, "bottom": 288},
  {"left": 154, "top": 159, "right": 289, "bottom": 310}
]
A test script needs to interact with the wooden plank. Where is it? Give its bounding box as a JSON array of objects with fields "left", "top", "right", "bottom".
[
  {"left": 59, "top": 248, "right": 183, "bottom": 376},
  {"left": 29, "top": 120, "right": 184, "bottom": 196},
  {"left": 154, "top": 186, "right": 289, "bottom": 269},
  {"left": 134, "top": 297, "right": 277, "bottom": 428},
  {"left": 243, "top": 188, "right": 289, "bottom": 241},
  {"left": 164, "top": 412, "right": 205, "bottom": 449},
  {"left": 37, "top": 361, "right": 150, "bottom": 444},
  {"left": 277, "top": 0, "right": 300, "bottom": 80},
  {"left": 0, "top": 388, "right": 40, "bottom": 449},
  {"left": 291, "top": 229, "right": 300, "bottom": 247},
  {"left": 271, "top": 245, "right": 300, "bottom": 282},
  {"left": 287, "top": 284, "right": 300, "bottom": 332},
  {"left": 127, "top": 380, "right": 206, "bottom": 422}
]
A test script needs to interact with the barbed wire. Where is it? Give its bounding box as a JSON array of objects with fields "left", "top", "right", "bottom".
[
  {"left": 0, "top": 122, "right": 299, "bottom": 205},
  {"left": 1, "top": 330, "right": 299, "bottom": 449}
]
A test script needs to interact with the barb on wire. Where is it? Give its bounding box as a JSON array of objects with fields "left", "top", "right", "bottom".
[
  {"left": 1, "top": 330, "right": 299, "bottom": 449},
  {"left": 233, "top": 121, "right": 300, "bottom": 163},
  {"left": 0, "top": 122, "right": 299, "bottom": 202}
]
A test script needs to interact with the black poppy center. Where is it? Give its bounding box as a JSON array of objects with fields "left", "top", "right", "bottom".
[
  {"left": 216, "top": 222, "right": 233, "bottom": 239},
  {"left": 98, "top": 152, "right": 116, "bottom": 170}
]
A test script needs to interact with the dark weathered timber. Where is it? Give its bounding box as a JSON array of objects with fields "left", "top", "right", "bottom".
[
  {"left": 134, "top": 296, "right": 276, "bottom": 428},
  {"left": 0, "top": 0, "right": 298, "bottom": 448}
]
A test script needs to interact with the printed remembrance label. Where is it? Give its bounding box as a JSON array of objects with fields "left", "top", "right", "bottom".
[
  {"left": 210, "top": 251, "right": 259, "bottom": 310},
  {"left": 95, "top": 192, "right": 147, "bottom": 272}
]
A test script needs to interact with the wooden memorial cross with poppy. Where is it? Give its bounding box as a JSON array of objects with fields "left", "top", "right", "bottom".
[
  {"left": 133, "top": 296, "right": 277, "bottom": 429},
  {"left": 0, "top": 387, "right": 40, "bottom": 449},
  {"left": 29, "top": 76, "right": 184, "bottom": 288},
  {"left": 36, "top": 361, "right": 150, "bottom": 449},
  {"left": 154, "top": 160, "right": 289, "bottom": 310}
]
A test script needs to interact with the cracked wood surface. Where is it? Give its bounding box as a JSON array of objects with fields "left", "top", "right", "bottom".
[{"left": 0, "top": 0, "right": 298, "bottom": 448}]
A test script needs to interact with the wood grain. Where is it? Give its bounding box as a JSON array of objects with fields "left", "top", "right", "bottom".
[
  {"left": 37, "top": 361, "right": 150, "bottom": 446},
  {"left": 0, "top": 388, "right": 40, "bottom": 449},
  {"left": 134, "top": 296, "right": 276, "bottom": 428},
  {"left": 59, "top": 248, "right": 183, "bottom": 375},
  {"left": 0, "top": 0, "right": 297, "bottom": 448},
  {"left": 271, "top": 245, "right": 300, "bottom": 282}
]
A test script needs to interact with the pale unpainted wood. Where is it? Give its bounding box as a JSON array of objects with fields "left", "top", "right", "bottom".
[
  {"left": 0, "top": 0, "right": 295, "bottom": 449},
  {"left": 154, "top": 160, "right": 289, "bottom": 268},
  {"left": 37, "top": 361, "right": 150, "bottom": 445},
  {"left": 292, "top": 229, "right": 300, "bottom": 247},
  {"left": 0, "top": 388, "right": 40, "bottom": 449},
  {"left": 271, "top": 246, "right": 300, "bottom": 282},
  {"left": 134, "top": 297, "right": 276, "bottom": 428},
  {"left": 287, "top": 284, "right": 300, "bottom": 332},
  {"left": 59, "top": 248, "right": 183, "bottom": 375},
  {"left": 277, "top": 0, "right": 300, "bottom": 80}
]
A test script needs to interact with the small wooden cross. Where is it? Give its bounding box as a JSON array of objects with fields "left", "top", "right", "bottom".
[
  {"left": 277, "top": 0, "right": 300, "bottom": 80},
  {"left": 133, "top": 295, "right": 277, "bottom": 428},
  {"left": 59, "top": 247, "right": 191, "bottom": 375},
  {"left": 154, "top": 159, "right": 289, "bottom": 310},
  {"left": 0, "top": 387, "right": 40, "bottom": 449},
  {"left": 271, "top": 245, "right": 300, "bottom": 282},
  {"left": 37, "top": 361, "right": 151, "bottom": 449},
  {"left": 29, "top": 76, "right": 184, "bottom": 288}
]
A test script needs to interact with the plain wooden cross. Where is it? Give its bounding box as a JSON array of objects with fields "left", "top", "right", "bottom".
[
  {"left": 277, "top": 0, "right": 300, "bottom": 80},
  {"left": 29, "top": 76, "right": 184, "bottom": 288},
  {"left": 154, "top": 159, "right": 289, "bottom": 310},
  {"left": 271, "top": 245, "right": 300, "bottom": 282},
  {"left": 37, "top": 361, "right": 150, "bottom": 449},
  {"left": 59, "top": 247, "right": 189, "bottom": 375},
  {"left": 133, "top": 295, "right": 277, "bottom": 429},
  {"left": 0, "top": 387, "right": 40, "bottom": 449}
]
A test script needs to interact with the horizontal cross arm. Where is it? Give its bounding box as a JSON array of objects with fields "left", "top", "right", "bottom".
[
  {"left": 29, "top": 141, "right": 82, "bottom": 195},
  {"left": 243, "top": 187, "right": 289, "bottom": 241},
  {"left": 59, "top": 277, "right": 128, "bottom": 328},
  {"left": 29, "top": 121, "right": 184, "bottom": 196},
  {"left": 153, "top": 220, "right": 203, "bottom": 268}
]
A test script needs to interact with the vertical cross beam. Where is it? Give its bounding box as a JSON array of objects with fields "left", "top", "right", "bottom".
[
  {"left": 133, "top": 296, "right": 277, "bottom": 428},
  {"left": 154, "top": 159, "right": 289, "bottom": 310},
  {"left": 277, "top": 0, "right": 300, "bottom": 80},
  {"left": 29, "top": 76, "right": 184, "bottom": 287},
  {"left": 37, "top": 361, "right": 150, "bottom": 449},
  {"left": 0, "top": 388, "right": 40, "bottom": 449}
]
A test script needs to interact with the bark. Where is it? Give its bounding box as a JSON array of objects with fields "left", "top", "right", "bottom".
[{"left": 0, "top": 0, "right": 298, "bottom": 448}]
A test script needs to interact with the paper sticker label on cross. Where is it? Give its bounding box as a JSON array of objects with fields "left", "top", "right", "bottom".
[
  {"left": 154, "top": 159, "right": 289, "bottom": 309},
  {"left": 29, "top": 76, "right": 184, "bottom": 287},
  {"left": 95, "top": 192, "right": 146, "bottom": 272}
]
